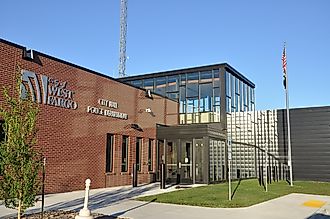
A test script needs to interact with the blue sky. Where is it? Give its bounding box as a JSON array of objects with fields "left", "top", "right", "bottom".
[{"left": 1, "top": 0, "right": 329, "bottom": 110}]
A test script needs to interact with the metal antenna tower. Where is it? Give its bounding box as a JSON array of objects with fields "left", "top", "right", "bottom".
[{"left": 119, "top": 0, "right": 128, "bottom": 77}]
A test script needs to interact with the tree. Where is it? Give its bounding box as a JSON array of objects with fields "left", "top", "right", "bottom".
[{"left": 0, "top": 67, "right": 43, "bottom": 219}]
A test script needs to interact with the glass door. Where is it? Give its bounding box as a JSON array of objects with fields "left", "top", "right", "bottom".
[
  {"left": 179, "top": 141, "right": 193, "bottom": 184},
  {"left": 166, "top": 141, "right": 178, "bottom": 184},
  {"left": 194, "top": 139, "right": 205, "bottom": 183}
]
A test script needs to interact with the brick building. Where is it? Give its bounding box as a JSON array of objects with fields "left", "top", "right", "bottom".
[{"left": 0, "top": 39, "right": 178, "bottom": 193}]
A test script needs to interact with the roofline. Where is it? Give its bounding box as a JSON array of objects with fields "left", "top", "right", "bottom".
[
  {"left": 120, "top": 63, "right": 255, "bottom": 88},
  {"left": 0, "top": 38, "right": 177, "bottom": 102}
]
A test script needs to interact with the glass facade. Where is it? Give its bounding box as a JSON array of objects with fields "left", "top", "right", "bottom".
[{"left": 125, "top": 68, "right": 229, "bottom": 124}]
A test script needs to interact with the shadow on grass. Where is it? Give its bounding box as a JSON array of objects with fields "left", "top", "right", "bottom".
[{"left": 231, "top": 179, "right": 242, "bottom": 200}]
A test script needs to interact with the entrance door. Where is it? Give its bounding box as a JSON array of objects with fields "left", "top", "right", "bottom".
[
  {"left": 179, "top": 141, "right": 193, "bottom": 184},
  {"left": 156, "top": 140, "right": 164, "bottom": 181},
  {"left": 166, "top": 141, "right": 178, "bottom": 184},
  {"left": 194, "top": 139, "right": 205, "bottom": 183}
]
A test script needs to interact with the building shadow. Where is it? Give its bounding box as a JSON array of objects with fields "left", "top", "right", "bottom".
[
  {"left": 5, "top": 183, "right": 160, "bottom": 218},
  {"left": 306, "top": 213, "right": 330, "bottom": 219},
  {"left": 105, "top": 198, "right": 156, "bottom": 218}
]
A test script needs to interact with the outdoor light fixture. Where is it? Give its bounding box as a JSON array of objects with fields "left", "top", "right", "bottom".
[
  {"left": 145, "top": 89, "right": 153, "bottom": 99},
  {"left": 23, "top": 47, "right": 34, "bottom": 60}
]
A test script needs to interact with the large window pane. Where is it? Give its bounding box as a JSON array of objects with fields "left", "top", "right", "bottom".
[
  {"left": 235, "top": 94, "right": 240, "bottom": 112},
  {"left": 187, "top": 97, "right": 198, "bottom": 113},
  {"left": 121, "top": 136, "right": 129, "bottom": 172},
  {"left": 213, "top": 69, "right": 220, "bottom": 87},
  {"left": 167, "top": 93, "right": 178, "bottom": 100},
  {"left": 235, "top": 77, "right": 239, "bottom": 94},
  {"left": 180, "top": 74, "right": 186, "bottom": 85},
  {"left": 226, "top": 72, "right": 231, "bottom": 97},
  {"left": 213, "top": 105, "right": 220, "bottom": 122},
  {"left": 187, "top": 73, "right": 198, "bottom": 97},
  {"left": 179, "top": 86, "right": 186, "bottom": 113},
  {"left": 213, "top": 87, "right": 220, "bottom": 106},
  {"left": 155, "top": 77, "right": 166, "bottom": 95},
  {"left": 187, "top": 72, "right": 199, "bottom": 81},
  {"left": 200, "top": 83, "right": 213, "bottom": 112},
  {"left": 231, "top": 74, "right": 235, "bottom": 98},
  {"left": 167, "top": 76, "right": 178, "bottom": 92},
  {"left": 226, "top": 97, "right": 231, "bottom": 112},
  {"left": 144, "top": 78, "right": 154, "bottom": 91},
  {"left": 243, "top": 83, "right": 247, "bottom": 106},
  {"left": 131, "top": 80, "right": 142, "bottom": 88},
  {"left": 187, "top": 83, "right": 198, "bottom": 97},
  {"left": 200, "top": 71, "right": 212, "bottom": 83},
  {"left": 106, "top": 134, "right": 114, "bottom": 173}
]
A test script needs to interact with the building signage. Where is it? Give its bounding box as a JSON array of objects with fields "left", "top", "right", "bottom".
[
  {"left": 21, "top": 70, "right": 78, "bottom": 110},
  {"left": 87, "top": 99, "right": 128, "bottom": 120}
]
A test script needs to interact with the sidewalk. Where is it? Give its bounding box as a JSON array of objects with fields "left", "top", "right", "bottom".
[{"left": 1, "top": 183, "right": 330, "bottom": 219}]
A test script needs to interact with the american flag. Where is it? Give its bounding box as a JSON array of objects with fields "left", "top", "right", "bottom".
[
  {"left": 282, "top": 45, "right": 287, "bottom": 89},
  {"left": 282, "top": 46, "right": 287, "bottom": 74}
]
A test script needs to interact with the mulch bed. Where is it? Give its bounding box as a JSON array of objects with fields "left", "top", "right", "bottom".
[{"left": 8, "top": 210, "right": 129, "bottom": 219}]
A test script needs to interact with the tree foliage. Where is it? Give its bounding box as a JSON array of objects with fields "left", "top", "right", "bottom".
[{"left": 0, "top": 67, "right": 43, "bottom": 218}]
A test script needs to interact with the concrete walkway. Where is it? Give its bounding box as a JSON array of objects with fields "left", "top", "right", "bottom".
[{"left": 1, "top": 183, "right": 330, "bottom": 219}]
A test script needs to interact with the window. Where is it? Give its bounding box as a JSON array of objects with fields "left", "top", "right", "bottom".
[
  {"left": 226, "top": 72, "right": 231, "bottom": 97},
  {"left": 200, "top": 71, "right": 212, "bottom": 83},
  {"left": 155, "top": 77, "right": 166, "bottom": 95},
  {"left": 226, "top": 97, "right": 231, "bottom": 112},
  {"left": 167, "top": 76, "right": 178, "bottom": 92},
  {"left": 148, "top": 139, "right": 154, "bottom": 171},
  {"left": 187, "top": 73, "right": 199, "bottom": 97},
  {"left": 144, "top": 79, "right": 154, "bottom": 91},
  {"left": 213, "top": 69, "right": 220, "bottom": 87},
  {"left": 106, "top": 134, "right": 114, "bottom": 173},
  {"left": 179, "top": 86, "right": 186, "bottom": 113},
  {"left": 213, "top": 87, "right": 220, "bottom": 106},
  {"left": 200, "top": 83, "right": 213, "bottom": 112},
  {"left": 136, "top": 138, "right": 142, "bottom": 171},
  {"left": 167, "top": 93, "right": 178, "bottom": 100},
  {"left": 131, "top": 80, "right": 143, "bottom": 88},
  {"left": 180, "top": 74, "right": 186, "bottom": 85},
  {"left": 121, "top": 136, "right": 129, "bottom": 172},
  {"left": 187, "top": 97, "right": 198, "bottom": 113}
]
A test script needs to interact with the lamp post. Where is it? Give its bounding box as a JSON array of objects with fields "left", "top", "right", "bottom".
[{"left": 228, "top": 137, "right": 232, "bottom": 201}]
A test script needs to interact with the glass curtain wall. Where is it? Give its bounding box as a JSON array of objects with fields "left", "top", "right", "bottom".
[{"left": 127, "top": 69, "right": 221, "bottom": 124}]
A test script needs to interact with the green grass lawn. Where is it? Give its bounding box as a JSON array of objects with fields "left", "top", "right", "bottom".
[{"left": 136, "top": 179, "right": 330, "bottom": 208}]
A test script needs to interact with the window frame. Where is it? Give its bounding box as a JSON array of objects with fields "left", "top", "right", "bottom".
[
  {"left": 148, "top": 139, "right": 154, "bottom": 171},
  {"left": 121, "top": 136, "right": 129, "bottom": 172},
  {"left": 136, "top": 137, "right": 142, "bottom": 172},
  {"left": 105, "top": 134, "right": 114, "bottom": 173}
]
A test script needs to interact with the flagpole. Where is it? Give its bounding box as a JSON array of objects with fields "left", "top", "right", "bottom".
[{"left": 283, "top": 43, "right": 293, "bottom": 186}]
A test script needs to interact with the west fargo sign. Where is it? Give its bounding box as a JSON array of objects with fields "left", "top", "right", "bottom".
[{"left": 21, "top": 70, "right": 78, "bottom": 110}]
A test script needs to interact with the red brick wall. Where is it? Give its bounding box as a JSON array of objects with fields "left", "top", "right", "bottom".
[{"left": 0, "top": 39, "right": 178, "bottom": 193}]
